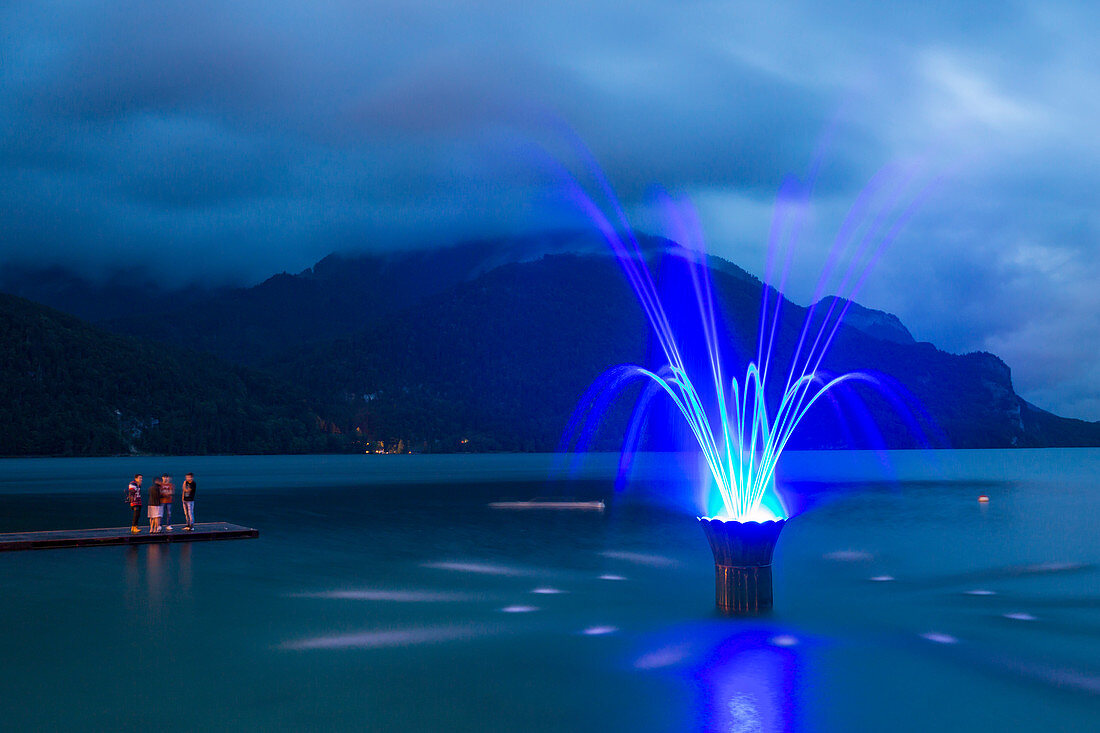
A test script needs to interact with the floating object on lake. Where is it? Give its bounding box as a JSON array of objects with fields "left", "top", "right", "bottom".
[
  {"left": 488, "top": 499, "right": 605, "bottom": 511},
  {"left": 294, "top": 589, "right": 478, "bottom": 602},
  {"left": 978, "top": 495, "right": 990, "bottom": 503},
  {"left": 1026, "top": 561, "right": 1087, "bottom": 573},
  {"left": 824, "top": 550, "right": 873, "bottom": 562},
  {"left": 423, "top": 561, "right": 533, "bottom": 576},
  {"left": 581, "top": 626, "right": 617, "bottom": 635},
  {"left": 633, "top": 643, "right": 692, "bottom": 670},
  {"left": 284, "top": 625, "right": 485, "bottom": 650},
  {"left": 1004, "top": 612, "right": 1037, "bottom": 621},
  {"left": 869, "top": 575, "right": 895, "bottom": 582},
  {"left": 600, "top": 550, "right": 678, "bottom": 567},
  {"left": 698, "top": 517, "right": 786, "bottom": 614}
]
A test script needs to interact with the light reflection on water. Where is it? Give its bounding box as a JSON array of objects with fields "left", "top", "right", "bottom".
[
  {"left": 292, "top": 589, "right": 487, "bottom": 602},
  {"left": 284, "top": 625, "right": 502, "bottom": 651},
  {"left": 0, "top": 451, "right": 1098, "bottom": 731}
]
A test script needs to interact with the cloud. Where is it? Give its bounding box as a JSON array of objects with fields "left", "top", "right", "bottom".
[{"left": 1, "top": 0, "right": 1099, "bottom": 417}]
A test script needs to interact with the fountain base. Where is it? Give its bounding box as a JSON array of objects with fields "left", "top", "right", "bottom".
[{"left": 697, "top": 517, "right": 786, "bottom": 614}]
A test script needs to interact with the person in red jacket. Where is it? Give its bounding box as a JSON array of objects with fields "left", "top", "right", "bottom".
[{"left": 126, "top": 474, "right": 143, "bottom": 534}]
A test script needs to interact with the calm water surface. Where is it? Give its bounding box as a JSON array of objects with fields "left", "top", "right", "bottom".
[{"left": 1, "top": 450, "right": 1098, "bottom": 732}]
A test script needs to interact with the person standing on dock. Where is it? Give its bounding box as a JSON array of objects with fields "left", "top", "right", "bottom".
[
  {"left": 181, "top": 472, "right": 196, "bottom": 531},
  {"left": 126, "top": 474, "right": 143, "bottom": 534},
  {"left": 149, "top": 476, "right": 163, "bottom": 533},
  {"left": 161, "top": 473, "right": 175, "bottom": 531}
]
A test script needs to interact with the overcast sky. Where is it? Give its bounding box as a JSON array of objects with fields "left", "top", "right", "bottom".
[{"left": 2, "top": 1, "right": 1099, "bottom": 419}]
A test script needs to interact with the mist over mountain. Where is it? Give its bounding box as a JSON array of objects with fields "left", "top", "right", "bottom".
[
  {"left": 0, "top": 264, "right": 230, "bottom": 324},
  {"left": 2, "top": 237, "right": 1098, "bottom": 456},
  {"left": 97, "top": 231, "right": 668, "bottom": 365},
  {"left": 91, "top": 232, "right": 624, "bottom": 364}
]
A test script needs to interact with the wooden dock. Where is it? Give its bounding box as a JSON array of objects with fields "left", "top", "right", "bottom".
[{"left": 0, "top": 522, "right": 258, "bottom": 552}]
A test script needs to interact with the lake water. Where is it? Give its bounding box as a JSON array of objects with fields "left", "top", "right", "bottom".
[{"left": 1, "top": 450, "right": 1098, "bottom": 731}]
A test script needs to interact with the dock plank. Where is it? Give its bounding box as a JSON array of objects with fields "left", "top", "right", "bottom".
[{"left": 0, "top": 522, "right": 258, "bottom": 552}]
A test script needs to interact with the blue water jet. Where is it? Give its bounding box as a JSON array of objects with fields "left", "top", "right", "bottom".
[
  {"left": 552, "top": 143, "right": 934, "bottom": 612},
  {"left": 559, "top": 149, "right": 932, "bottom": 525}
]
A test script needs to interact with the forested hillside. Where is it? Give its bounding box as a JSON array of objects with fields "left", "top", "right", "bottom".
[
  {"left": 0, "top": 293, "right": 342, "bottom": 456},
  {"left": 268, "top": 252, "right": 1100, "bottom": 451},
  {"left": 5, "top": 240, "right": 1100, "bottom": 456}
]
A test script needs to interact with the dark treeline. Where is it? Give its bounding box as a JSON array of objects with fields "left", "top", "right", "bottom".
[{"left": 0, "top": 293, "right": 343, "bottom": 456}]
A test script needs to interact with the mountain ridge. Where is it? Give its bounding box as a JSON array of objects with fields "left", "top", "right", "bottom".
[
  {"left": 2, "top": 238, "right": 1098, "bottom": 455},
  {"left": 264, "top": 250, "right": 1100, "bottom": 451}
]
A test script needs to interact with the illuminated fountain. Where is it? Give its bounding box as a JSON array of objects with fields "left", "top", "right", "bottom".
[{"left": 560, "top": 152, "right": 930, "bottom": 614}]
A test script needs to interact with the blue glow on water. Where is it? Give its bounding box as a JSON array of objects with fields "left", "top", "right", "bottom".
[
  {"left": 2, "top": 453, "right": 1100, "bottom": 730},
  {"left": 633, "top": 624, "right": 804, "bottom": 731},
  {"left": 694, "top": 629, "right": 802, "bottom": 732}
]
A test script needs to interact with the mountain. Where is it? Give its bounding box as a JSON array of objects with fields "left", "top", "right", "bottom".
[
  {"left": 269, "top": 253, "right": 648, "bottom": 451},
  {"left": 101, "top": 232, "right": 615, "bottom": 365},
  {"left": 0, "top": 292, "right": 342, "bottom": 456},
  {"left": 6, "top": 238, "right": 1099, "bottom": 455},
  {"left": 0, "top": 263, "right": 227, "bottom": 323},
  {"left": 812, "top": 295, "right": 915, "bottom": 345},
  {"left": 266, "top": 251, "right": 1100, "bottom": 451}
]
